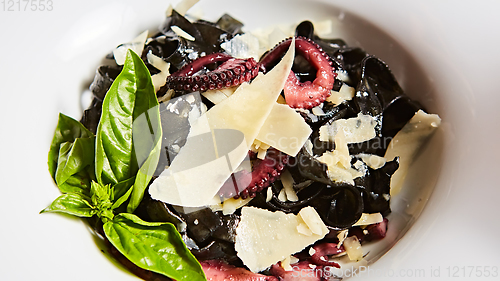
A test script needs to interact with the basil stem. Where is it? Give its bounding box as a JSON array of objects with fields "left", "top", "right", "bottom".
[
  {"left": 104, "top": 213, "right": 206, "bottom": 281},
  {"left": 95, "top": 50, "right": 159, "bottom": 188},
  {"left": 40, "top": 193, "right": 96, "bottom": 217}
]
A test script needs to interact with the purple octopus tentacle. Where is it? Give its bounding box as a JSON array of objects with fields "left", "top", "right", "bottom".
[
  {"left": 218, "top": 148, "right": 289, "bottom": 199},
  {"left": 259, "top": 36, "right": 336, "bottom": 109},
  {"left": 166, "top": 53, "right": 260, "bottom": 92}
]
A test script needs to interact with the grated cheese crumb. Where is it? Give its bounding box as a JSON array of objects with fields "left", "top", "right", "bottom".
[
  {"left": 309, "top": 247, "right": 316, "bottom": 256},
  {"left": 337, "top": 229, "right": 348, "bottom": 247}
]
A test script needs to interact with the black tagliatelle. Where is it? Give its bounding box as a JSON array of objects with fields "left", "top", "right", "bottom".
[{"left": 79, "top": 10, "right": 425, "bottom": 281}]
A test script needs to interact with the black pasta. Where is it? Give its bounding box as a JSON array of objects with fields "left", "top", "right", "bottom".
[{"left": 79, "top": 11, "right": 424, "bottom": 279}]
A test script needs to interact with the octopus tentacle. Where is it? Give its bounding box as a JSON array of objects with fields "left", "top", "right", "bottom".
[
  {"left": 201, "top": 260, "right": 279, "bottom": 281},
  {"left": 166, "top": 53, "right": 260, "bottom": 92},
  {"left": 270, "top": 261, "right": 328, "bottom": 281},
  {"left": 310, "top": 243, "right": 344, "bottom": 268},
  {"left": 260, "top": 36, "right": 336, "bottom": 109},
  {"left": 218, "top": 148, "right": 289, "bottom": 199},
  {"left": 173, "top": 53, "right": 232, "bottom": 77}
]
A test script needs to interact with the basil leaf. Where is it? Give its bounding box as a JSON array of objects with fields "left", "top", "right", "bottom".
[
  {"left": 127, "top": 106, "right": 162, "bottom": 213},
  {"left": 113, "top": 176, "right": 136, "bottom": 205},
  {"left": 41, "top": 193, "right": 96, "bottom": 217},
  {"left": 48, "top": 113, "right": 93, "bottom": 180},
  {"left": 55, "top": 138, "right": 95, "bottom": 194},
  {"left": 95, "top": 50, "right": 158, "bottom": 186},
  {"left": 57, "top": 171, "right": 93, "bottom": 194},
  {"left": 104, "top": 213, "right": 206, "bottom": 281},
  {"left": 112, "top": 183, "right": 134, "bottom": 211}
]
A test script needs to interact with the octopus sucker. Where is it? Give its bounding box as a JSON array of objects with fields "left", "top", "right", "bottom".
[
  {"left": 260, "top": 36, "right": 336, "bottom": 109},
  {"left": 166, "top": 53, "right": 260, "bottom": 92},
  {"left": 218, "top": 148, "right": 289, "bottom": 200}
]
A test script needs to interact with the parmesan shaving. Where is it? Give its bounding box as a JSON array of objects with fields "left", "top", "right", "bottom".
[
  {"left": 235, "top": 206, "right": 328, "bottom": 272},
  {"left": 185, "top": 7, "right": 204, "bottom": 20},
  {"left": 256, "top": 103, "right": 312, "bottom": 157},
  {"left": 298, "top": 207, "right": 326, "bottom": 236},
  {"left": 317, "top": 129, "right": 356, "bottom": 184},
  {"left": 311, "top": 104, "right": 326, "bottom": 116},
  {"left": 385, "top": 110, "right": 441, "bottom": 195},
  {"left": 259, "top": 142, "right": 270, "bottom": 150},
  {"left": 252, "top": 139, "right": 270, "bottom": 159},
  {"left": 319, "top": 113, "right": 377, "bottom": 144},
  {"left": 165, "top": 4, "right": 174, "bottom": 17},
  {"left": 281, "top": 170, "right": 298, "bottom": 202},
  {"left": 335, "top": 70, "right": 351, "bottom": 83},
  {"left": 278, "top": 188, "right": 287, "bottom": 201},
  {"left": 208, "top": 200, "right": 223, "bottom": 212},
  {"left": 266, "top": 187, "right": 273, "bottom": 202},
  {"left": 158, "top": 89, "right": 174, "bottom": 103},
  {"left": 222, "top": 197, "right": 253, "bottom": 215},
  {"left": 149, "top": 40, "right": 295, "bottom": 207},
  {"left": 357, "top": 153, "right": 387, "bottom": 170},
  {"left": 352, "top": 213, "right": 383, "bottom": 226},
  {"left": 337, "top": 230, "right": 348, "bottom": 247},
  {"left": 326, "top": 84, "right": 355, "bottom": 105},
  {"left": 252, "top": 139, "right": 262, "bottom": 150},
  {"left": 171, "top": 25, "right": 195, "bottom": 41},
  {"left": 166, "top": 0, "right": 199, "bottom": 16},
  {"left": 146, "top": 51, "right": 170, "bottom": 92},
  {"left": 202, "top": 89, "right": 228, "bottom": 104},
  {"left": 221, "top": 33, "right": 260, "bottom": 60},
  {"left": 309, "top": 247, "right": 316, "bottom": 256},
  {"left": 312, "top": 19, "right": 333, "bottom": 37},
  {"left": 297, "top": 223, "right": 313, "bottom": 236},
  {"left": 281, "top": 256, "right": 293, "bottom": 271},
  {"left": 113, "top": 30, "right": 148, "bottom": 65},
  {"left": 257, "top": 148, "right": 267, "bottom": 160},
  {"left": 268, "top": 28, "right": 288, "bottom": 51},
  {"left": 344, "top": 236, "right": 363, "bottom": 262},
  {"left": 219, "top": 86, "right": 237, "bottom": 97},
  {"left": 250, "top": 25, "right": 294, "bottom": 58},
  {"left": 304, "top": 139, "right": 313, "bottom": 155}
]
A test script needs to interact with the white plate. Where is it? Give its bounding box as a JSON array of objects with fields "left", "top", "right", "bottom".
[{"left": 1, "top": 0, "right": 499, "bottom": 280}]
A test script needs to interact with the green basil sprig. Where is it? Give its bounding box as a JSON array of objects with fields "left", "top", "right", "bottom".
[
  {"left": 105, "top": 213, "right": 206, "bottom": 281},
  {"left": 48, "top": 114, "right": 95, "bottom": 195},
  {"left": 42, "top": 50, "right": 206, "bottom": 281},
  {"left": 41, "top": 193, "right": 96, "bottom": 217},
  {"left": 95, "top": 49, "right": 162, "bottom": 213}
]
